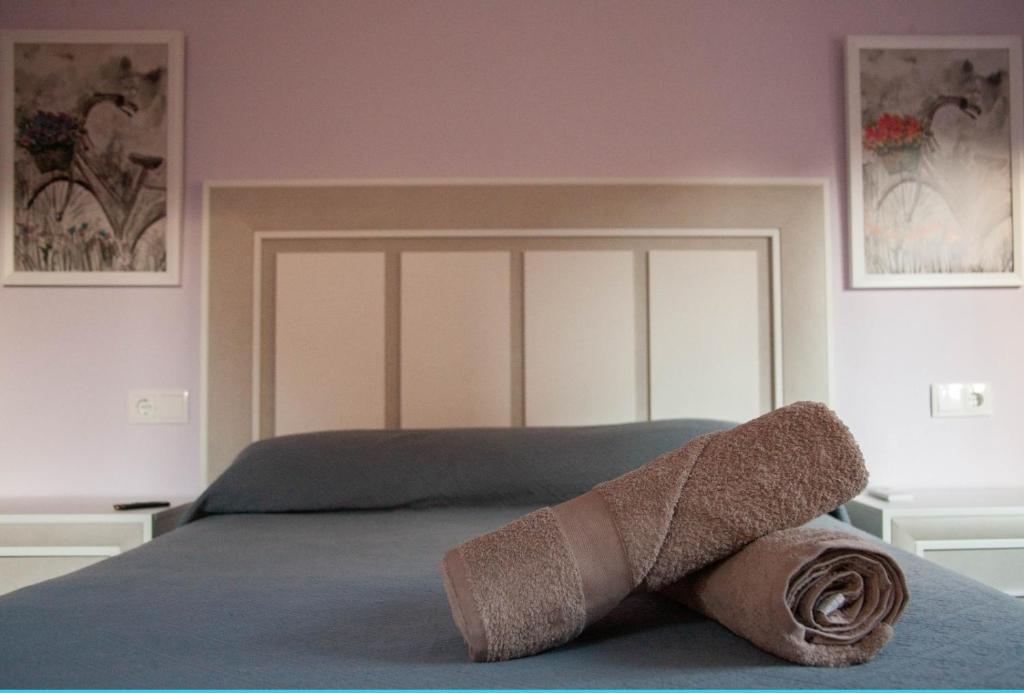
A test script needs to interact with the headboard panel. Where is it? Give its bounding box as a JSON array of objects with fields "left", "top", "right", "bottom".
[
  {"left": 256, "top": 231, "right": 777, "bottom": 439},
  {"left": 203, "top": 180, "right": 831, "bottom": 485}
]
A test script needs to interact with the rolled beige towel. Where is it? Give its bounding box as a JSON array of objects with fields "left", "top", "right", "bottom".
[
  {"left": 661, "top": 527, "right": 909, "bottom": 666},
  {"left": 441, "top": 401, "right": 869, "bottom": 662}
]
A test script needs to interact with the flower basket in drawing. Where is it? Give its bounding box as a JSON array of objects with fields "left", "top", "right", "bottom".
[
  {"left": 16, "top": 111, "right": 82, "bottom": 174},
  {"left": 27, "top": 142, "right": 75, "bottom": 173},
  {"left": 864, "top": 113, "right": 924, "bottom": 175}
]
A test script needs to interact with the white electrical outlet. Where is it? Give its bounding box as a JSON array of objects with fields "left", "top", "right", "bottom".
[
  {"left": 930, "top": 383, "right": 992, "bottom": 418},
  {"left": 128, "top": 390, "right": 189, "bottom": 424}
]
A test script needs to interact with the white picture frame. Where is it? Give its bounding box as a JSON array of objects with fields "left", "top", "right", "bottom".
[
  {"left": 846, "top": 35, "right": 1023, "bottom": 288},
  {"left": 1, "top": 30, "right": 183, "bottom": 286}
]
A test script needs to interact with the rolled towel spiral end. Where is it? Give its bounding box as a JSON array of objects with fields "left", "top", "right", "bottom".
[{"left": 664, "top": 528, "right": 909, "bottom": 667}]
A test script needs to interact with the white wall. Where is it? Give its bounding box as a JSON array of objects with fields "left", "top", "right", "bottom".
[{"left": 2, "top": 0, "right": 1023, "bottom": 496}]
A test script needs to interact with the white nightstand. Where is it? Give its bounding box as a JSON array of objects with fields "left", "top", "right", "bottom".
[
  {"left": 848, "top": 488, "right": 1024, "bottom": 599},
  {"left": 0, "top": 497, "right": 191, "bottom": 597}
]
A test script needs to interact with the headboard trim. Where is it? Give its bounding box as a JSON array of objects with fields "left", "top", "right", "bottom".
[{"left": 202, "top": 178, "right": 832, "bottom": 485}]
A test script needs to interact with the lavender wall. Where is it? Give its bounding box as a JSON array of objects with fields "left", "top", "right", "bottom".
[{"left": 2, "top": 0, "right": 1022, "bottom": 497}]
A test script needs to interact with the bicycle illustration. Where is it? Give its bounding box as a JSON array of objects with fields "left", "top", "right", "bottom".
[
  {"left": 14, "top": 91, "right": 167, "bottom": 273},
  {"left": 861, "top": 90, "right": 1011, "bottom": 275}
]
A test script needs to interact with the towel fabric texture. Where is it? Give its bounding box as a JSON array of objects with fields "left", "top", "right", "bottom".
[
  {"left": 441, "top": 401, "right": 871, "bottom": 662},
  {"left": 662, "top": 527, "right": 908, "bottom": 666}
]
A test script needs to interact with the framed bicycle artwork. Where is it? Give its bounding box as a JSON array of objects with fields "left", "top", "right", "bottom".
[
  {"left": 846, "top": 35, "right": 1023, "bottom": 288},
  {"left": 1, "top": 30, "right": 183, "bottom": 286}
]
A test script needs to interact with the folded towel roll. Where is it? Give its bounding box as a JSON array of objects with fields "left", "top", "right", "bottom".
[
  {"left": 441, "top": 401, "right": 869, "bottom": 661},
  {"left": 661, "top": 527, "right": 909, "bottom": 666}
]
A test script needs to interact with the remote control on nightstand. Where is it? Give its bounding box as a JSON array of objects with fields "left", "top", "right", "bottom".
[{"left": 113, "top": 501, "right": 171, "bottom": 511}]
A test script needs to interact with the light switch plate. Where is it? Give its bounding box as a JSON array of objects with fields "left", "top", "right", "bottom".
[
  {"left": 930, "top": 383, "right": 992, "bottom": 417},
  {"left": 128, "top": 389, "right": 189, "bottom": 424}
]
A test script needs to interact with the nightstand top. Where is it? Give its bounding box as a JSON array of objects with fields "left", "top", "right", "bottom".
[
  {"left": 893, "top": 514, "right": 1024, "bottom": 541},
  {"left": 852, "top": 487, "right": 1024, "bottom": 513},
  {"left": 0, "top": 497, "right": 193, "bottom": 516}
]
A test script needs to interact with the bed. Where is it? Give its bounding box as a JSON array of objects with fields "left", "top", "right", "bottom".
[
  {"left": 1, "top": 420, "right": 1023, "bottom": 688},
  {"left": 2, "top": 180, "right": 1023, "bottom": 687}
]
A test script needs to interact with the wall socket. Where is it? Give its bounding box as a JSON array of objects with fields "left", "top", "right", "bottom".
[
  {"left": 930, "top": 383, "right": 992, "bottom": 418},
  {"left": 128, "top": 389, "right": 189, "bottom": 424}
]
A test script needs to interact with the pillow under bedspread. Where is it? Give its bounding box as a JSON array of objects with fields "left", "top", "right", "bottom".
[{"left": 184, "top": 419, "right": 734, "bottom": 522}]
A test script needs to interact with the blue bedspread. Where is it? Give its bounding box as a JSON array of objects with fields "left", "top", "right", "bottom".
[{"left": 1, "top": 510, "right": 1021, "bottom": 688}]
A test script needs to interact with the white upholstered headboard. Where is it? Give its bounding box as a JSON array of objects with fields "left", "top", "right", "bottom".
[{"left": 202, "top": 179, "right": 832, "bottom": 485}]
